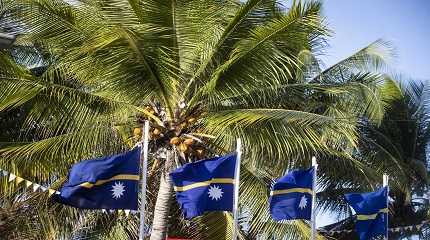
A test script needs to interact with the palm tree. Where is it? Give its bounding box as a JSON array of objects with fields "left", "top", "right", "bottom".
[
  {"left": 320, "top": 78, "right": 430, "bottom": 239},
  {"left": 360, "top": 79, "right": 429, "bottom": 231},
  {"left": 0, "top": 0, "right": 400, "bottom": 239}
]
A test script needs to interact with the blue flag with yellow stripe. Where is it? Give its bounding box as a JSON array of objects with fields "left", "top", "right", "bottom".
[
  {"left": 54, "top": 147, "right": 140, "bottom": 210},
  {"left": 345, "top": 187, "right": 388, "bottom": 240},
  {"left": 170, "top": 153, "right": 237, "bottom": 219},
  {"left": 269, "top": 167, "right": 314, "bottom": 221}
]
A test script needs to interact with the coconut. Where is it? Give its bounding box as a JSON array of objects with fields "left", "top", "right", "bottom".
[
  {"left": 153, "top": 128, "right": 161, "bottom": 136},
  {"left": 133, "top": 128, "right": 142, "bottom": 136},
  {"left": 196, "top": 148, "right": 205, "bottom": 158},
  {"left": 179, "top": 143, "right": 188, "bottom": 152},
  {"left": 184, "top": 138, "right": 194, "bottom": 145},
  {"left": 170, "top": 137, "right": 180, "bottom": 145}
]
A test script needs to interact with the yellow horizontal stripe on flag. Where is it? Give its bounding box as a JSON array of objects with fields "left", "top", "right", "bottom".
[
  {"left": 80, "top": 174, "right": 140, "bottom": 188},
  {"left": 270, "top": 187, "right": 313, "bottom": 196},
  {"left": 356, "top": 208, "right": 389, "bottom": 220},
  {"left": 174, "top": 178, "right": 234, "bottom": 192}
]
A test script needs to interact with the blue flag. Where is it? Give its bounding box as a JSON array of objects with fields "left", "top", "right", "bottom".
[
  {"left": 269, "top": 167, "right": 314, "bottom": 221},
  {"left": 55, "top": 147, "right": 141, "bottom": 210},
  {"left": 170, "top": 153, "right": 237, "bottom": 219},
  {"left": 344, "top": 187, "right": 388, "bottom": 240}
]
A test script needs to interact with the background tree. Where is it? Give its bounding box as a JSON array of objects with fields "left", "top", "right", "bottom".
[{"left": 320, "top": 78, "right": 430, "bottom": 239}]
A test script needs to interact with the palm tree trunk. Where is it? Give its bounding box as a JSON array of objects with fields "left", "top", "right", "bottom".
[{"left": 150, "top": 150, "right": 175, "bottom": 240}]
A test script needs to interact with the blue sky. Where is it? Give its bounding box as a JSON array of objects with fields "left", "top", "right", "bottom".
[
  {"left": 320, "top": 0, "right": 430, "bottom": 81},
  {"left": 314, "top": 0, "right": 430, "bottom": 228}
]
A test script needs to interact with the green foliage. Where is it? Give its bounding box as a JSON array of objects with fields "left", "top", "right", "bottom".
[
  {"left": 0, "top": 0, "right": 410, "bottom": 239},
  {"left": 319, "top": 78, "right": 430, "bottom": 239}
]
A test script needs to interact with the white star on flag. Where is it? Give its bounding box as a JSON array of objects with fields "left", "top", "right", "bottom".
[
  {"left": 208, "top": 185, "right": 223, "bottom": 201},
  {"left": 299, "top": 195, "right": 308, "bottom": 210},
  {"left": 111, "top": 182, "right": 125, "bottom": 199}
]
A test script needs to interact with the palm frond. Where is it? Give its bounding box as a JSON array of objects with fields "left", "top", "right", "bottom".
[
  {"left": 314, "top": 39, "right": 395, "bottom": 83},
  {"left": 188, "top": 0, "right": 327, "bottom": 107}
]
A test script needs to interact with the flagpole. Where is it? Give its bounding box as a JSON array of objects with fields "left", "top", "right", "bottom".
[
  {"left": 310, "top": 156, "right": 318, "bottom": 240},
  {"left": 232, "top": 138, "right": 242, "bottom": 240},
  {"left": 139, "top": 121, "right": 150, "bottom": 240},
  {"left": 383, "top": 174, "right": 389, "bottom": 240}
]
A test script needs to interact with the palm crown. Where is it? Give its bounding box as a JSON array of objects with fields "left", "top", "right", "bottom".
[{"left": 0, "top": 0, "right": 404, "bottom": 239}]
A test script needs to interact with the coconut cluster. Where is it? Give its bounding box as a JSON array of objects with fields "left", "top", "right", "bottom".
[{"left": 133, "top": 106, "right": 206, "bottom": 159}]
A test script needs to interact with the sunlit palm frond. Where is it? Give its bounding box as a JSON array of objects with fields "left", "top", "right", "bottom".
[
  {"left": 314, "top": 39, "right": 395, "bottom": 83},
  {"left": 188, "top": 1, "right": 327, "bottom": 108}
]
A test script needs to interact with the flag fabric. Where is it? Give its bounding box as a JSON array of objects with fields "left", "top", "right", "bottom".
[
  {"left": 54, "top": 147, "right": 141, "bottom": 210},
  {"left": 344, "top": 187, "right": 388, "bottom": 240},
  {"left": 269, "top": 167, "right": 315, "bottom": 221},
  {"left": 170, "top": 153, "right": 237, "bottom": 219}
]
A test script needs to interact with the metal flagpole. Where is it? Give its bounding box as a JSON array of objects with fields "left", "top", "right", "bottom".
[
  {"left": 310, "top": 156, "right": 318, "bottom": 240},
  {"left": 232, "top": 138, "right": 242, "bottom": 240},
  {"left": 139, "top": 121, "right": 150, "bottom": 240},
  {"left": 383, "top": 174, "right": 389, "bottom": 240}
]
